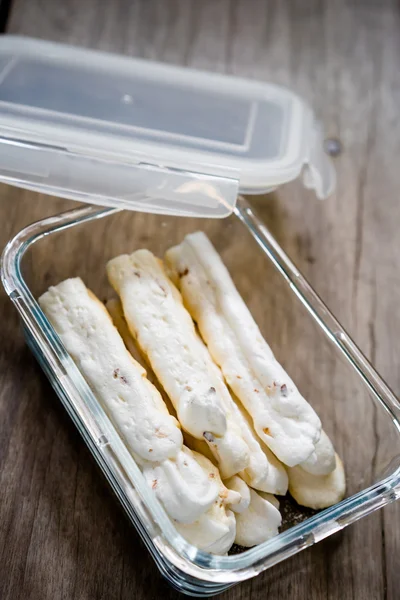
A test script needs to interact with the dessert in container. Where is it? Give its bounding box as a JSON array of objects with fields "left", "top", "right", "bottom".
[
  {"left": 3, "top": 198, "right": 400, "bottom": 596},
  {"left": 1, "top": 36, "right": 400, "bottom": 597}
]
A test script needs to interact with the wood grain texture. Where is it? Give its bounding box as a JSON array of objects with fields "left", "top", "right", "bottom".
[{"left": 1, "top": 0, "right": 399, "bottom": 598}]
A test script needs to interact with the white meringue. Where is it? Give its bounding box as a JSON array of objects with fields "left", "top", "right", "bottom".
[
  {"left": 142, "top": 446, "right": 220, "bottom": 524},
  {"left": 166, "top": 232, "right": 322, "bottom": 467},
  {"left": 106, "top": 297, "right": 177, "bottom": 417},
  {"left": 175, "top": 507, "right": 236, "bottom": 555},
  {"left": 39, "top": 278, "right": 182, "bottom": 464},
  {"left": 107, "top": 262, "right": 286, "bottom": 493},
  {"left": 174, "top": 451, "right": 238, "bottom": 554},
  {"left": 234, "top": 487, "right": 282, "bottom": 547},
  {"left": 39, "top": 278, "right": 218, "bottom": 524},
  {"left": 258, "top": 491, "right": 280, "bottom": 510},
  {"left": 299, "top": 429, "right": 336, "bottom": 476},
  {"left": 195, "top": 330, "right": 288, "bottom": 494},
  {"left": 223, "top": 476, "right": 251, "bottom": 514},
  {"left": 107, "top": 250, "right": 250, "bottom": 479},
  {"left": 288, "top": 453, "right": 346, "bottom": 509},
  {"left": 232, "top": 397, "right": 288, "bottom": 495}
]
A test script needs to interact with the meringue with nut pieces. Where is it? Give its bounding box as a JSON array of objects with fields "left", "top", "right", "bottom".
[
  {"left": 109, "top": 292, "right": 287, "bottom": 495},
  {"left": 166, "top": 231, "right": 323, "bottom": 467},
  {"left": 39, "top": 230, "right": 347, "bottom": 555},
  {"left": 39, "top": 278, "right": 219, "bottom": 524},
  {"left": 107, "top": 250, "right": 251, "bottom": 479},
  {"left": 174, "top": 451, "right": 239, "bottom": 554}
]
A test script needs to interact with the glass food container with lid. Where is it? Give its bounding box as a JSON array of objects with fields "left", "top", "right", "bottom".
[{"left": 1, "top": 35, "right": 400, "bottom": 597}]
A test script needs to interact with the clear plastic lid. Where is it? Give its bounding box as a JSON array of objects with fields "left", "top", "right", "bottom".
[{"left": 0, "top": 36, "right": 335, "bottom": 217}]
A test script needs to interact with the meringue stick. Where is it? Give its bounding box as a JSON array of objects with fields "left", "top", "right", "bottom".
[
  {"left": 194, "top": 329, "right": 288, "bottom": 494},
  {"left": 107, "top": 250, "right": 250, "bottom": 479},
  {"left": 184, "top": 407, "right": 288, "bottom": 496},
  {"left": 142, "top": 446, "right": 227, "bottom": 525},
  {"left": 287, "top": 454, "right": 346, "bottom": 510},
  {"left": 108, "top": 287, "right": 287, "bottom": 494},
  {"left": 300, "top": 430, "right": 337, "bottom": 476},
  {"left": 223, "top": 476, "right": 251, "bottom": 513},
  {"left": 232, "top": 397, "right": 288, "bottom": 495},
  {"left": 106, "top": 298, "right": 147, "bottom": 368},
  {"left": 106, "top": 297, "right": 176, "bottom": 417},
  {"left": 225, "top": 477, "right": 281, "bottom": 547},
  {"left": 174, "top": 452, "right": 239, "bottom": 554},
  {"left": 39, "top": 278, "right": 218, "bottom": 523},
  {"left": 175, "top": 505, "right": 236, "bottom": 555},
  {"left": 166, "top": 232, "right": 323, "bottom": 467}
]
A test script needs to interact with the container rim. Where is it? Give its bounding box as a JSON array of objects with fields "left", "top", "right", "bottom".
[{"left": 2, "top": 196, "right": 400, "bottom": 584}]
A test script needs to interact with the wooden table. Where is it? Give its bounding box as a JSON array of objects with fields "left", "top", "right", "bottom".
[{"left": 1, "top": 1, "right": 399, "bottom": 598}]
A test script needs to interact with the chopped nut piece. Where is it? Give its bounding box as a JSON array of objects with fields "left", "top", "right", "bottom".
[
  {"left": 155, "top": 428, "right": 168, "bottom": 438},
  {"left": 156, "top": 281, "right": 168, "bottom": 296}
]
